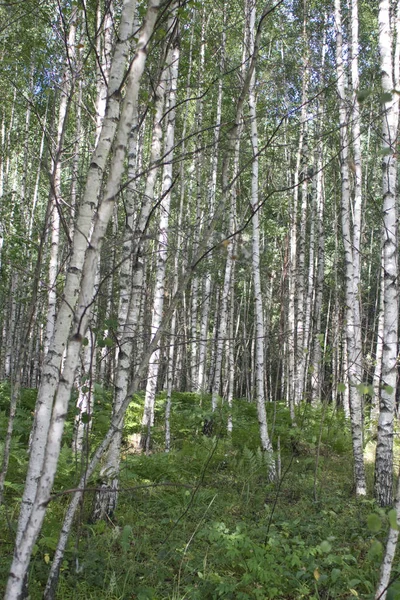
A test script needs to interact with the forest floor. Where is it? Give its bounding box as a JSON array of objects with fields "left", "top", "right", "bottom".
[{"left": 0, "top": 385, "right": 399, "bottom": 600}]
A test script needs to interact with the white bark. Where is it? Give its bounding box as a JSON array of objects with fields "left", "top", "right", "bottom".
[
  {"left": 95, "top": 0, "right": 114, "bottom": 145},
  {"left": 248, "top": 0, "right": 274, "bottom": 461},
  {"left": 143, "top": 19, "right": 180, "bottom": 436},
  {"left": 335, "top": 0, "right": 366, "bottom": 496},
  {"left": 197, "top": 29, "right": 224, "bottom": 392},
  {"left": 374, "top": 0, "right": 400, "bottom": 507},
  {"left": 375, "top": 473, "right": 400, "bottom": 599},
  {"left": 73, "top": 331, "right": 95, "bottom": 455},
  {"left": 226, "top": 283, "right": 235, "bottom": 433},
  {"left": 212, "top": 233, "right": 235, "bottom": 411},
  {"left": 190, "top": 13, "right": 207, "bottom": 392},
  {"left": 372, "top": 254, "right": 384, "bottom": 423},
  {"left": 295, "top": 104, "right": 309, "bottom": 406},
  {"left": 84, "top": 9, "right": 171, "bottom": 519},
  {"left": 44, "top": 7, "right": 77, "bottom": 356},
  {"left": 29, "top": 101, "right": 48, "bottom": 238},
  {"left": 6, "top": 3, "right": 159, "bottom": 597},
  {"left": 310, "top": 144, "right": 325, "bottom": 405},
  {"left": 14, "top": 0, "right": 137, "bottom": 557}
]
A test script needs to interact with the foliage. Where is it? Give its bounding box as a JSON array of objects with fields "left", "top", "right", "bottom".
[{"left": 0, "top": 389, "right": 396, "bottom": 599}]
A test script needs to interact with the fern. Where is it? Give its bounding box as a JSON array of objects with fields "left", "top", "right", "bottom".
[{"left": 234, "top": 446, "right": 271, "bottom": 483}]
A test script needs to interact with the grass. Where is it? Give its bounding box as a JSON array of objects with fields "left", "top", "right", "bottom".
[{"left": 1, "top": 386, "right": 399, "bottom": 599}]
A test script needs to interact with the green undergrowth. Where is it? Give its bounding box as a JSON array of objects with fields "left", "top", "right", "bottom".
[{"left": 1, "top": 385, "right": 399, "bottom": 599}]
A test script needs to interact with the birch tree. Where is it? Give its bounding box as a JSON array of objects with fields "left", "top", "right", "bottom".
[
  {"left": 5, "top": 2, "right": 161, "bottom": 596},
  {"left": 334, "top": 0, "right": 366, "bottom": 496},
  {"left": 248, "top": 0, "right": 274, "bottom": 458},
  {"left": 374, "top": 0, "right": 400, "bottom": 508},
  {"left": 92, "top": 21, "right": 177, "bottom": 518},
  {"left": 142, "top": 10, "right": 180, "bottom": 446}
]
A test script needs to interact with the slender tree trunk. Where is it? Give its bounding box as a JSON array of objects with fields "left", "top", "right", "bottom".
[
  {"left": 335, "top": 0, "right": 366, "bottom": 496},
  {"left": 44, "top": 7, "right": 78, "bottom": 356},
  {"left": 374, "top": 0, "right": 400, "bottom": 508},
  {"left": 310, "top": 108, "right": 325, "bottom": 405},
  {"left": 6, "top": 3, "right": 159, "bottom": 597},
  {"left": 14, "top": 0, "right": 138, "bottom": 563},
  {"left": 143, "top": 13, "right": 180, "bottom": 444},
  {"left": 197, "top": 33, "right": 224, "bottom": 393},
  {"left": 248, "top": 0, "right": 274, "bottom": 463},
  {"left": 371, "top": 253, "right": 385, "bottom": 424}
]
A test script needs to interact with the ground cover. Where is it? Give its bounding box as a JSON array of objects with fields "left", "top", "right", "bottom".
[{"left": 0, "top": 385, "right": 398, "bottom": 599}]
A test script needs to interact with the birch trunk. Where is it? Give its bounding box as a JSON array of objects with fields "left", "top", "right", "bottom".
[
  {"left": 371, "top": 255, "right": 384, "bottom": 424},
  {"left": 310, "top": 117, "right": 325, "bottom": 404},
  {"left": 374, "top": 0, "right": 400, "bottom": 508},
  {"left": 14, "top": 0, "right": 137, "bottom": 558},
  {"left": 335, "top": 0, "right": 366, "bottom": 495},
  {"left": 248, "top": 0, "right": 274, "bottom": 461},
  {"left": 44, "top": 7, "right": 77, "bottom": 356},
  {"left": 88, "top": 11, "right": 174, "bottom": 521},
  {"left": 189, "top": 12, "right": 207, "bottom": 392},
  {"left": 375, "top": 469, "right": 400, "bottom": 599},
  {"left": 287, "top": 64, "right": 308, "bottom": 416},
  {"left": 143, "top": 16, "right": 180, "bottom": 443},
  {"left": 6, "top": 3, "right": 159, "bottom": 597},
  {"left": 197, "top": 28, "right": 224, "bottom": 393},
  {"left": 309, "top": 22, "right": 326, "bottom": 407},
  {"left": 39, "top": 3, "right": 276, "bottom": 595}
]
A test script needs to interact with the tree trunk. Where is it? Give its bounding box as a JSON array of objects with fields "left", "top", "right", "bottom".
[
  {"left": 6, "top": 2, "right": 159, "bottom": 597},
  {"left": 248, "top": 0, "right": 274, "bottom": 466},
  {"left": 335, "top": 0, "right": 366, "bottom": 496},
  {"left": 374, "top": 0, "right": 400, "bottom": 508},
  {"left": 142, "top": 12, "right": 180, "bottom": 445}
]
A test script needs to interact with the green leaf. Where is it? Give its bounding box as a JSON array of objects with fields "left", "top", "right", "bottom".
[
  {"left": 380, "top": 92, "right": 394, "bottom": 103},
  {"left": 357, "top": 89, "right": 370, "bottom": 102},
  {"left": 319, "top": 540, "right": 332, "bottom": 553},
  {"left": 387, "top": 584, "right": 400, "bottom": 600},
  {"left": 82, "top": 337, "right": 89, "bottom": 346},
  {"left": 81, "top": 386, "right": 89, "bottom": 394},
  {"left": 383, "top": 385, "right": 394, "bottom": 395},
  {"left": 337, "top": 383, "right": 346, "bottom": 393},
  {"left": 368, "top": 539, "right": 383, "bottom": 558},
  {"left": 104, "top": 317, "right": 118, "bottom": 329},
  {"left": 356, "top": 384, "right": 370, "bottom": 395},
  {"left": 81, "top": 412, "right": 91, "bottom": 424},
  {"left": 367, "top": 513, "right": 382, "bottom": 533},
  {"left": 388, "top": 509, "right": 399, "bottom": 530},
  {"left": 104, "top": 337, "right": 114, "bottom": 347},
  {"left": 120, "top": 525, "right": 133, "bottom": 554}
]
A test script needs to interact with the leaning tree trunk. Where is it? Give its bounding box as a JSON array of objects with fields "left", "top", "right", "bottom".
[
  {"left": 13, "top": 0, "right": 138, "bottom": 560},
  {"left": 91, "top": 24, "right": 172, "bottom": 519},
  {"left": 5, "top": 2, "right": 160, "bottom": 597},
  {"left": 40, "top": 4, "right": 278, "bottom": 597}
]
